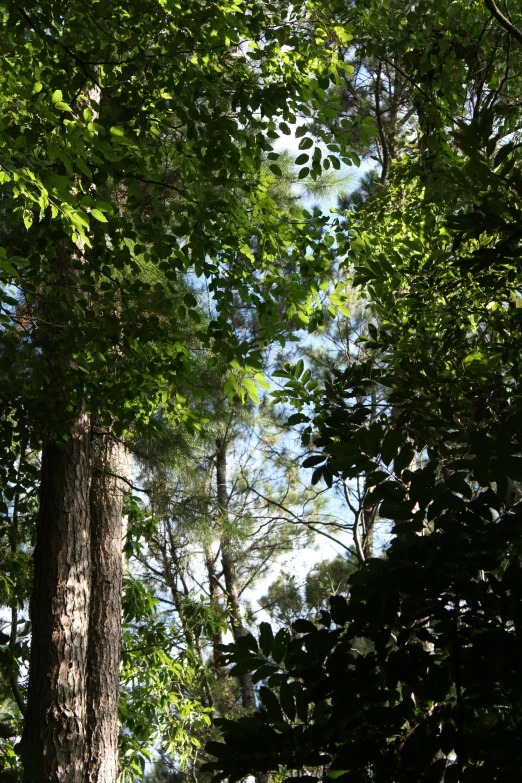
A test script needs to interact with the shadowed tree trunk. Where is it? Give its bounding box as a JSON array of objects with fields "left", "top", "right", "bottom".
[
  {"left": 22, "top": 421, "right": 130, "bottom": 783},
  {"left": 22, "top": 410, "right": 92, "bottom": 783}
]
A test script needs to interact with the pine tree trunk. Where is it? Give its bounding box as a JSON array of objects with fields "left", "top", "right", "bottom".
[
  {"left": 22, "top": 411, "right": 92, "bottom": 783},
  {"left": 216, "top": 437, "right": 256, "bottom": 710},
  {"left": 86, "top": 433, "right": 131, "bottom": 783}
]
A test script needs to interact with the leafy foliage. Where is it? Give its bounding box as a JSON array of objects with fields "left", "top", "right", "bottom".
[{"left": 205, "top": 1, "right": 522, "bottom": 781}]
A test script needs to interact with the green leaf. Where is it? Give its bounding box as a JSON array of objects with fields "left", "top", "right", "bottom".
[
  {"left": 259, "top": 622, "right": 274, "bottom": 656},
  {"left": 287, "top": 413, "right": 309, "bottom": 425},
  {"left": 272, "top": 628, "right": 290, "bottom": 664},
  {"left": 94, "top": 201, "right": 114, "bottom": 214},
  {"left": 299, "top": 137, "right": 314, "bottom": 150},
  {"left": 381, "top": 429, "right": 403, "bottom": 466},
  {"left": 259, "top": 686, "right": 284, "bottom": 723},
  {"left": 292, "top": 619, "right": 316, "bottom": 633},
  {"left": 90, "top": 209, "right": 108, "bottom": 223},
  {"left": 302, "top": 455, "right": 325, "bottom": 468},
  {"left": 280, "top": 681, "right": 296, "bottom": 722},
  {"left": 242, "top": 377, "right": 260, "bottom": 403},
  {"left": 294, "top": 359, "right": 304, "bottom": 377},
  {"left": 394, "top": 444, "right": 415, "bottom": 475}
]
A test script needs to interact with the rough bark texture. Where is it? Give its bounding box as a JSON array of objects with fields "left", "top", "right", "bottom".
[
  {"left": 216, "top": 437, "right": 256, "bottom": 710},
  {"left": 22, "top": 411, "right": 92, "bottom": 783},
  {"left": 86, "top": 434, "right": 131, "bottom": 783}
]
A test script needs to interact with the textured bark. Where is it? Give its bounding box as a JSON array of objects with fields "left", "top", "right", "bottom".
[
  {"left": 86, "top": 433, "right": 131, "bottom": 783},
  {"left": 216, "top": 437, "right": 256, "bottom": 710},
  {"left": 22, "top": 411, "right": 92, "bottom": 783}
]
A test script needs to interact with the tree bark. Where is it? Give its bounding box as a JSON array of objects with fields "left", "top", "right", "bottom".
[
  {"left": 86, "top": 432, "right": 131, "bottom": 783},
  {"left": 215, "top": 437, "right": 256, "bottom": 710},
  {"left": 22, "top": 424, "right": 129, "bottom": 783},
  {"left": 22, "top": 410, "right": 92, "bottom": 783}
]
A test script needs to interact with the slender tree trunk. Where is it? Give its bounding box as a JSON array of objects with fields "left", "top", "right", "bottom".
[
  {"left": 215, "top": 437, "right": 256, "bottom": 710},
  {"left": 204, "top": 544, "right": 224, "bottom": 672},
  {"left": 86, "top": 432, "right": 131, "bottom": 783},
  {"left": 8, "top": 439, "right": 27, "bottom": 717},
  {"left": 361, "top": 505, "right": 376, "bottom": 560},
  {"left": 362, "top": 384, "right": 378, "bottom": 560},
  {"left": 22, "top": 410, "right": 92, "bottom": 783}
]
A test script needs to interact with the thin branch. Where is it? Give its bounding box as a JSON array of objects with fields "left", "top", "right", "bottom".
[
  {"left": 10, "top": 677, "right": 26, "bottom": 717},
  {"left": 112, "top": 170, "right": 185, "bottom": 198},
  {"left": 100, "top": 470, "right": 148, "bottom": 494},
  {"left": 343, "top": 480, "right": 365, "bottom": 566},
  {"left": 245, "top": 483, "right": 353, "bottom": 553}
]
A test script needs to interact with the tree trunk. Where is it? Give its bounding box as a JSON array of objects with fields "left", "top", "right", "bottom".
[
  {"left": 215, "top": 437, "right": 256, "bottom": 710},
  {"left": 21, "top": 79, "right": 126, "bottom": 783},
  {"left": 204, "top": 544, "right": 224, "bottom": 672},
  {"left": 86, "top": 432, "right": 131, "bottom": 783},
  {"left": 22, "top": 422, "right": 129, "bottom": 783},
  {"left": 361, "top": 384, "right": 378, "bottom": 560},
  {"left": 22, "top": 410, "right": 92, "bottom": 783},
  {"left": 362, "top": 504, "right": 376, "bottom": 560}
]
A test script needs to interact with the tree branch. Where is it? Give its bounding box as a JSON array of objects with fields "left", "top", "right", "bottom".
[
  {"left": 484, "top": 0, "right": 522, "bottom": 45},
  {"left": 343, "top": 480, "right": 365, "bottom": 566}
]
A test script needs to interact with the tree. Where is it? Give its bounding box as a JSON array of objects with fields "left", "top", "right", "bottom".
[
  {"left": 0, "top": 1, "right": 353, "bottom": 780},
  {"left": 205, "top": 1, "right": 522, "bottom": 781},
  {"left": 125, "top": 376, "right": 324, "bottom": 777},
  {"left": 260, "top": 554, "right": 356, "bottom": 628}
]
